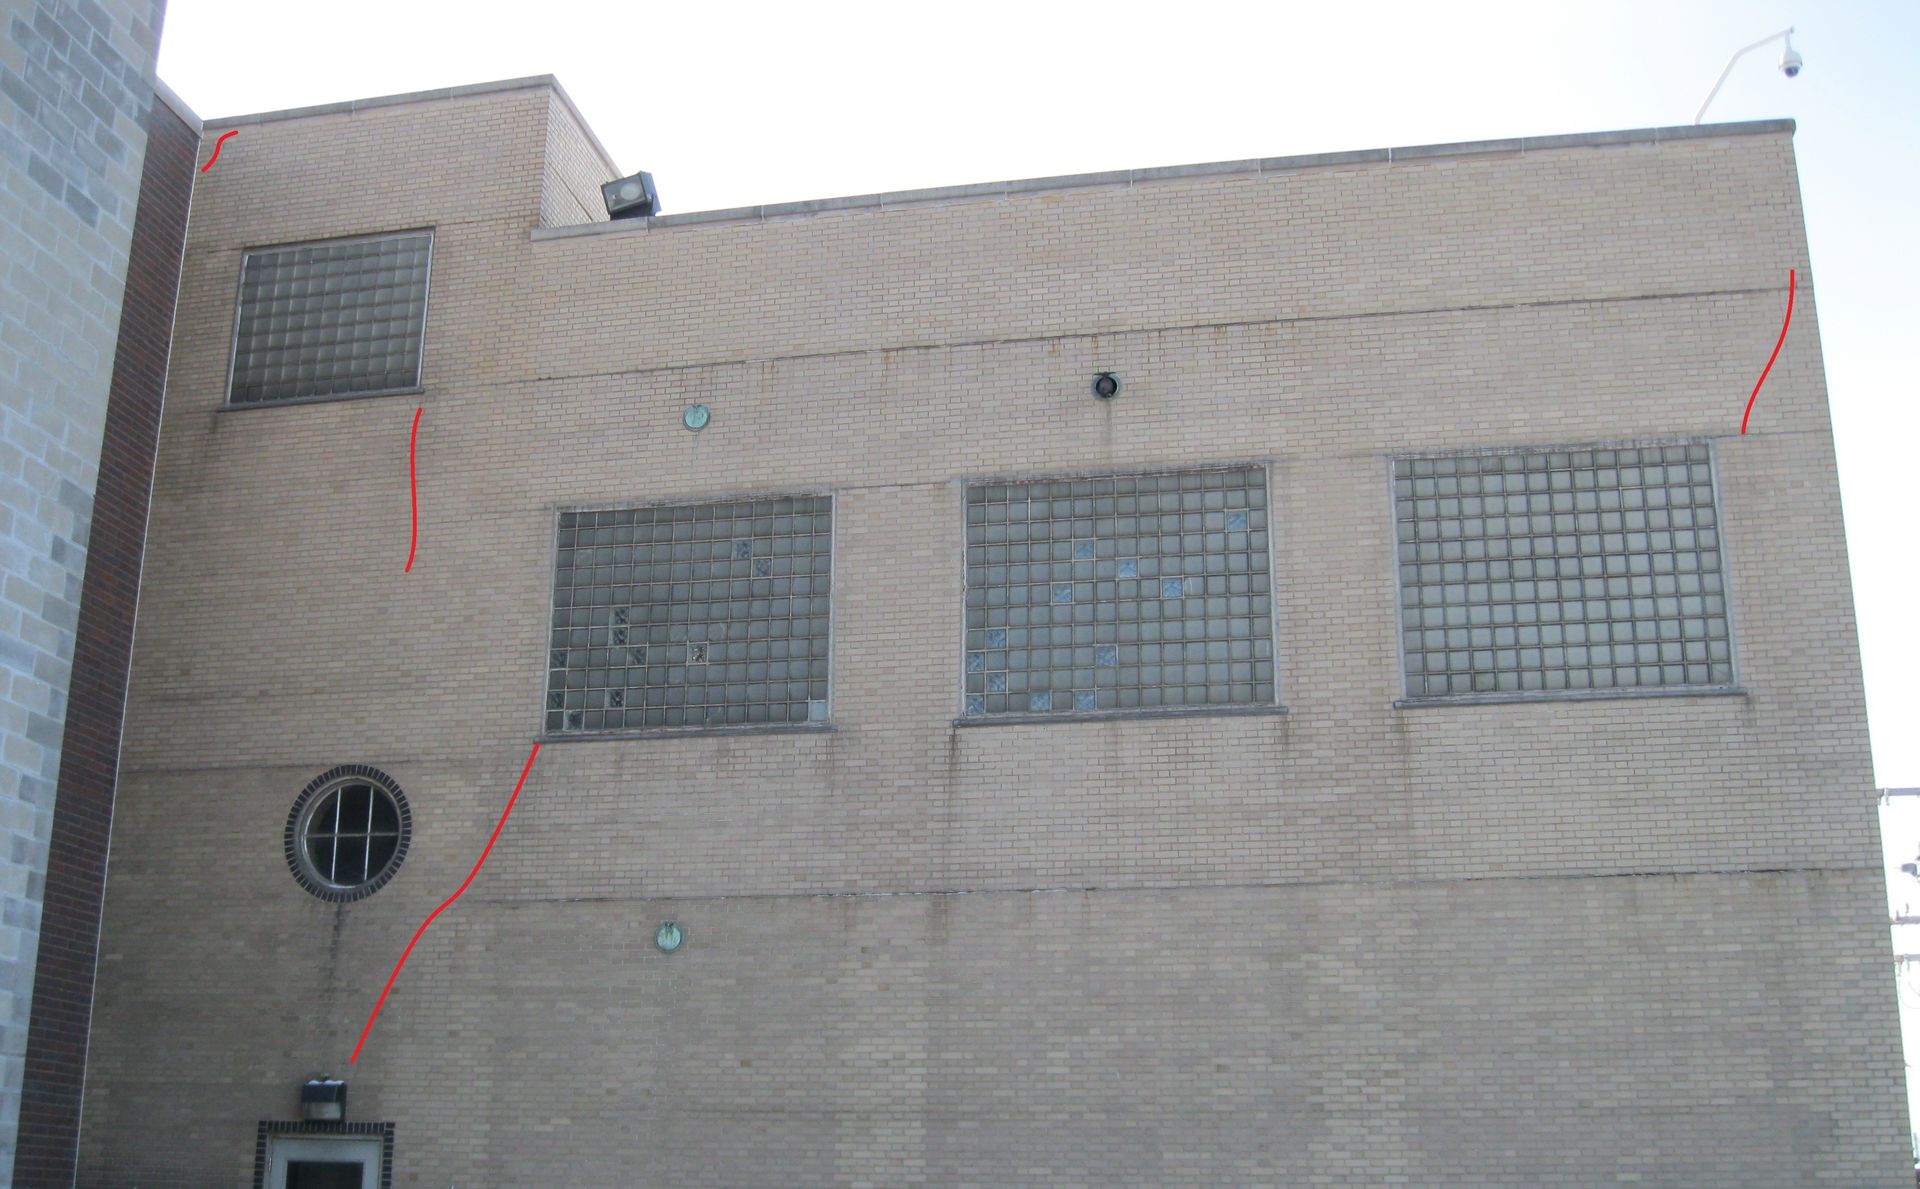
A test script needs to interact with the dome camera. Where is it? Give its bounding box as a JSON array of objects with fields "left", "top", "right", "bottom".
[{"left": 1779, "top": 45, "right": 1803, "bottom": 78}]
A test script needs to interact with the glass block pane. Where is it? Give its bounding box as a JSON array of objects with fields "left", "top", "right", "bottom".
[
  {"left": 1393, "top": 447, "right": 1731, "bottom": 698},
  {"left": 228, "top": 231, "right": 432, "bottom": 404},
  {"left": 963, "top": 468, "right": 1274, "bottom": 715},
  {"left": 546, "top": 496, "right": 832, "bottom": 731}
]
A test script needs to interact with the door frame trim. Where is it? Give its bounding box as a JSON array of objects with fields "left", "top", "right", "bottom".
[{"left": 253, "top": 1120, "right": 394, "bottom": 1189}]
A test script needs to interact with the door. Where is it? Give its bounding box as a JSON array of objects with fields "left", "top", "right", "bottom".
[{"left": 266, "top": 1135, "right": 383, "bottom": 1189}]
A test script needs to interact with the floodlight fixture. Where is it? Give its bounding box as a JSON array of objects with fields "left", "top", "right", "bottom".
[{"left": 603, "top": 171, "right": 661, "bottom": 220}]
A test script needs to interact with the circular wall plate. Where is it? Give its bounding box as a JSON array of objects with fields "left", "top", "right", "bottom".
[
  {"left": 682, "top": 404, "right": 710, "bottom": 431},
  {"left": 655, "top": 920, "right": 686, "bottom": 953}
]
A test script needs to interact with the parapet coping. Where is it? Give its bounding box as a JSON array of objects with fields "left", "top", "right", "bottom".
[
  {"left": 153, "top": 76, "right": 200, "bottom": 132},
  {"left": 531, "top": 117, "right": 1795, "bottom": 241},
  {"left": 201, "top": 73, "right": 619, "bottom": 177}
]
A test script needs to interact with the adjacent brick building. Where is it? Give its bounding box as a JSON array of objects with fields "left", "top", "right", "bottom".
[
  {"left": 75, "top": 75, "right": 1909, "bottom": 1185},
  {"left": 0, "top": 0, "right": 174, "bottom": 1180}
]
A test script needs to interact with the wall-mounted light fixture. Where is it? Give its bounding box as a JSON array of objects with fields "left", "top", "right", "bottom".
[
  {"left": 300, "top": 1078, "right": 347, "bottom": 1122},
  {"left": 602, "top": 170, "right": 661, "bottom": 220},
  {"left": 1092, "top": 373, "right": 1120, "bottom": 400}
]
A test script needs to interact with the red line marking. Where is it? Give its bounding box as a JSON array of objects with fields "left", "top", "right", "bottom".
[
  {"left": 404, "top": 407, "right": 422, "bottom": 572},
  {"left": 200, "top": 130, "right": 237, "bottom": 173},
  {"left": 1740, "top": 269, "right": 1795, "bottom": 435},
  {"left": 350, "top": 743, "right": 542, "bottom": 1064}
]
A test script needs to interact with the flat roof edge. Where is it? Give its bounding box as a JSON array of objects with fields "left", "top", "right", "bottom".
[
  {"left": 152, "top": 76, "right": 201, "bottom": 132},
  {"left": 530, "top": 118, "right": 1796, "bottom": 242},
  {"left": 203, "top": 74, "right": 563, "bottom": 128}
]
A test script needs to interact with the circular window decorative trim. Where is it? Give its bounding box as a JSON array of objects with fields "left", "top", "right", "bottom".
[{"left": 284, "top": 764, "right": 413, "bottom": 903}]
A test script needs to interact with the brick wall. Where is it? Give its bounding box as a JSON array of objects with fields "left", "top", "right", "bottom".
[
  {"left": 536, "top": 86, "right": 615, "bottom": 228},
  {"left": 12, "top": 83, "right": 192, "bottom": 1188},
  {"left": 74, "top": 81, "right": 1911, "bottom": 1185},
  {"left": 0, "top": 0, "right": 164, "bottom": 1179}
]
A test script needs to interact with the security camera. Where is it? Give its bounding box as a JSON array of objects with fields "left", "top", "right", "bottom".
[{"left": 1779, "top": 40, "right": 1802, "bottom": 78}]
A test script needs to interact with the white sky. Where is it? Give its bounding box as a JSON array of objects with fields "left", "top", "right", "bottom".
[{"left": 156, "top": 0, "right": 1920, "bottom": 1140}]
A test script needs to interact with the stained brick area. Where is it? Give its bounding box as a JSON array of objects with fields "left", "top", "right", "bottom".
[{"left": 13, "top": 91, "right": 196, "bottom": 1188}]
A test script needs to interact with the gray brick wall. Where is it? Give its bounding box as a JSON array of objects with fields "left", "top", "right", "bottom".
[{"left": 0, "top": 0, "right": 162, "bottom": 1177}]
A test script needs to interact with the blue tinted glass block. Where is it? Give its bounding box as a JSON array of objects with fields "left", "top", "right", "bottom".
[
  {"left": 1029, "top": 691, "right": 1051, "bottom": 712},
  {"left": 1118, "top": 559, "right": 1138, "bottom": 578},
  {"left": 1074, "top": 691, "right": 1097, "bottom": 711},
  {"left": 734, "top": 540, "right": 753, "bottom": 560},
  {"left": 1162, "top": 578, "right": 1184, "bottom": 598},
  {"left": 966, "top": 652, "right": 985, "bottom": 672},
  {"left": 1052, "top": 583, "right": 1073, "bottom": 604},
  {"left": 1095, "top": 645, "right": 1117, "bottom": 667},
  {"left": 752, "top": 557, "right": 772, "bottom": 577},
  {"left": 986, "top": 628, "right": 1006, "bottom": 648},
  {"left": 987, "top": 672, "right": 1006, "bottom": 692},
  {"left": 1227, "top": 511, "right": 1249, "bottom": 531},
  {"left": 1074, "top": 540, "right": 1095, "bottom": 560},
  {"left": 965, "top": 695, "right": 985, "bottom": 715}
]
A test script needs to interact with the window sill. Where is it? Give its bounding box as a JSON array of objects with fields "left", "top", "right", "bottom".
[
  {"left": 538, "top": 722, "right": 837, "bottom": 743},
  {"left": 1393, "top": 685, "right": 1748, "bottom": 710},
  {"left": 953, "top": 704, "right": 1289, "bottom": 728},
  {"left": 220, "top": 385, "right": 424, "bottom": 411}
]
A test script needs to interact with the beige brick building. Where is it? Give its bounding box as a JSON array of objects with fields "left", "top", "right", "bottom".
[{"left": 75, "top": 75, "right": 1907, "bottom": 1185}]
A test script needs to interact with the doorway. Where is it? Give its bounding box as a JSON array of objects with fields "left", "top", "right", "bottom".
[{"left": 265, "top": 1135, "right": 383, "bottom": 1189}]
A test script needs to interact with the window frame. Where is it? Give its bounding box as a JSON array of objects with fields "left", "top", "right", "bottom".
[
  {"left": 283, "top": 766, "right": 413, "bottom": 902},
  {"left": 1386, "top": 437, "right": 1745, "bottom": 708},
  {"left": 539, "top": 491, "right": 840, "bottom": 741},
  {"left": 222, "top": 228, "right": 436, "bottom": 409},
  {"left": 953, "top": 462, "right": 1287, "bottom": 726}
]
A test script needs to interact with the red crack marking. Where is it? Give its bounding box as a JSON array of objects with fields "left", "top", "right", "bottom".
[
  {"left": 350, "top": 743, "right": 542, "bottom": 1064},
  {"left": 200, "top": 130, "right": 237, "bottom": 173},
  {"left": 404, "top": 407, "right": 422, "bottom": 572},
  {"left": 1741, "top": 269, "right": 1795, "bottom": 435}
]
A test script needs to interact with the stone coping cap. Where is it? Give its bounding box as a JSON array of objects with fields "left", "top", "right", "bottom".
[
  {"left": 153, "top": 76, "right": 200, "bottom": 132},
  {"left": 531, "top": 117, "right": 1794, "bottom": 241},
  {"left": 201, "top": 73, "right": 618, "bottom": 177}
]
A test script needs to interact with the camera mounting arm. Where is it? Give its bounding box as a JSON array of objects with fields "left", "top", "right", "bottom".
[{"left": 1695, "top": 27, "right": 1799, "bottom": 124}]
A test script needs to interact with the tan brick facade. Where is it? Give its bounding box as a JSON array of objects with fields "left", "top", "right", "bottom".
[{"left": 76, "top": 76, "right": 1907, "bottom": 1184}]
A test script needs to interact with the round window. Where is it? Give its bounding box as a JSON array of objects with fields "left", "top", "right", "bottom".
[{"left": 284, "top": 766, "right": 412, "bottom": 901}]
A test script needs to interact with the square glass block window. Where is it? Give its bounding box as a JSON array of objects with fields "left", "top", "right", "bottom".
[
  {"left": 963, "top": 467, "right": 1276, "bottom": 716},
  {"left": 546, "top": 496, "right": 833, "bottom": 732},
  {"left": 1393, "top": 444, "right": 1734, "bottom": 699},
  {"left": 228, "top": 230, "right": 432, "bottom": 404}
]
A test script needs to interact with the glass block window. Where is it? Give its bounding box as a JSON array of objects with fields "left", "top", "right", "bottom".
[
  {"left": 1394, "top": 443, "right": 1733, "bottom": 699},
  {"left": 547, "top": 497, "right": 832, "bottom": 732},
  {"left": 963, "top": 468, "right": 1275, "bottom": 716},
  {"left": 228, "top": 230, "right": 432, "bottom": 404}
]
